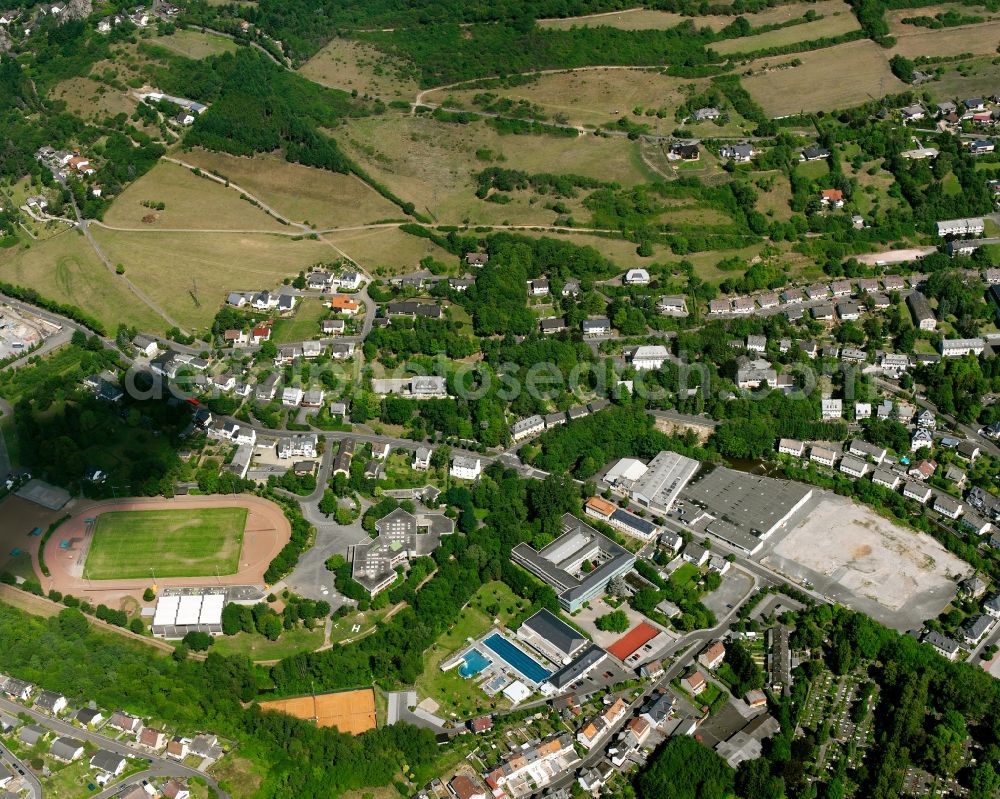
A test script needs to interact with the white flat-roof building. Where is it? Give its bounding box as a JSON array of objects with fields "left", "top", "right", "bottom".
[
  {"left": 151, "top": 590, "right": 225, "bottom": 639},
  {"left": 630, "top": 345, "right": 669, "bottom": 371}
]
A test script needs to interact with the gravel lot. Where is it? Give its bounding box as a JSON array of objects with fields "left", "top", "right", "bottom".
[{"left": 761, "top": 495, "right": 968, "bottom": 630}]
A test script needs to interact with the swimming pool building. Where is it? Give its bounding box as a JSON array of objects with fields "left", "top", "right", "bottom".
[{"left": 511, "top": 514, "right": 636, "bottom": 612}]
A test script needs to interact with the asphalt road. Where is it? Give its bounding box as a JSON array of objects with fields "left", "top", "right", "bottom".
[
  {"left": 875, "top": 376, "right": 1000, "bottom": 459},
  {"left": 0, "top": 697, "right": 229, "bottom": 799},
  {"left": 0, "top": 739, "right": 40, "bottom": 799}
]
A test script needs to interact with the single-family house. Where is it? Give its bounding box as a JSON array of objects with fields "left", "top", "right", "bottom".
[
  {"left": 682, "top": 671, "right": 707, "bottom": 696},
  {"left": 839, "top": 455, "right": 869, "bottom": 478},
  {"left": 778, "top": 438, "right": 805, "bottom": 457},
  {"left": 820, "top": 189, "right": 844, "bottom": 208},
  {"left": 720, "top": 143, "right": 755, "bottom": 163},
  {"left": 821, "top": 399, "right": 842, "bottom": 419},
  {"left": 50, "top": 736, "right": 85, "bottom": 762},
  {"left": 582, "top": 317, "right": 611, "bottom": 336},
  {"left": 698, "top": 641, "right": 726, "bottom": 670},
  {"left": 903, "top": 481, "right": 933, "bottom": 504},
  {"left": 34, "top": 690, "right": 67, "bottom": 715},
  {"left": 810, "top": 445, "right": 838, "bottom": 467}
]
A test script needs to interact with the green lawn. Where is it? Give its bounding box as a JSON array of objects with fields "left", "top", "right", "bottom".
[
  {"left": 414, "top": 581, "right": 526, "bottom": 720},
  {"left": 942, "top": 172, "right": 961, "bottom": 196},
  {"left": 212, "top": 626, "right": 325, "bottom": 661},
  {"left": 796, "top": 160, "right": 829, "bottom": 180},
  {"left": 83, "top": 507, "right": 247, "bottom": 579},
  {"left": 270, "top": 298, "right": 330, "bottom": 344},
  {"left": 669, "top": 562, "right": 700, "bottom": 589}
]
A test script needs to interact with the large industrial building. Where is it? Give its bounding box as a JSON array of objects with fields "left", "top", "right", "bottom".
[
  {"left": 511, "top": 514, "right": 636, "bottom": 612},
  {"left": 604, "top": 451, "right": 700, "bottom": 515},
  {"left": 680, "top": 467, "right": 814, "bottom": 554}
]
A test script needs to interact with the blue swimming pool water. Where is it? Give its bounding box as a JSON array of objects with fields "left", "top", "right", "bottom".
[
  {"left": 459, "top": 649, "right": 491, "bottom": 678},
  {"left": 483, "top": 634, "right": 551, "bottom": 684}
]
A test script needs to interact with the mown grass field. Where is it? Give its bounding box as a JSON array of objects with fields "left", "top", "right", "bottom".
[
  {"left": 148, "top": 29, "right": 238, "bottom": 59},
  {"left": 104, "top": 161, "right": 288, "bottom": 232},
  {"left": 178, "top": 148, "right": 404, "bottom": 229},
  {"left": 270, "top": 298, "right": 329, "bottom": 343},
  {"left": 212, "top": 626, "right": 325, "bottom": 661},
  {"left": 711, "top": 12, "right": 860, "bottom": 54},
  {"left": 889, "top": 19, "right": 1000, "bottom": 57},
  {"left": 742, "top": 39, "right": 906, "bottom": 116},
  {"left": 298, "top": 39, "right": 419, "bottom": 99},
  {"left": 90, "top": 227, "right": 334, "bottom": 332},
  {"left": 325, "top": 226, "right": 457, "bottom": 277},
  {"left": 84, "top": 507, "right": 247, "bottom": 579},
  {"left": 0, "top": 230, "right": 163, "bottom": 333}
]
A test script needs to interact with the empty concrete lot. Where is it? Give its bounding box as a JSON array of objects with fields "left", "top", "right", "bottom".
[{"left": 761, "top": 494, "right": 968, "bottom": 630}]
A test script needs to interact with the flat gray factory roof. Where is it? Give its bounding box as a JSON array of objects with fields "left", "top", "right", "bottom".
[{"left": 681, "top": 466, "right": 813, "bottom": 541}]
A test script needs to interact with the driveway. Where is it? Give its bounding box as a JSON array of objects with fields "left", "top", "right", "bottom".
[{"left": 281, "top": 487, "right": 371, "bottom": 604}]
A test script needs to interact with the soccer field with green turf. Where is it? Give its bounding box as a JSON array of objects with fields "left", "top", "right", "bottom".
[{"left": 83, "top": 507, "right": 248, "bottom": 580}]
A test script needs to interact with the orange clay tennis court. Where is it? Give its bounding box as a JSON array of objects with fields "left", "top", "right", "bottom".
[{"left": 258, "top": 688, "right": 377, "bottom": 735}]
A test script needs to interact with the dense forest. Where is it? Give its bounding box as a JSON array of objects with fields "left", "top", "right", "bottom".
[
  {"left": 360, "top": 21, "right": 720, "bottom": 86},
  {"left": 162, "top": 49, "right": 361, "bottom": 172}
]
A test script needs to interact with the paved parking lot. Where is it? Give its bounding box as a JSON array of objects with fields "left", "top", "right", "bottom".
[{"left": 701, "top": 569, "right": 754, "bottom": 617}]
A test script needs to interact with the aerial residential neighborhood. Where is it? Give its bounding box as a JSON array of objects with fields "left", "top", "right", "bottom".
[{"left": 7, "top": 1, "right": 1000, "bottom": 798}]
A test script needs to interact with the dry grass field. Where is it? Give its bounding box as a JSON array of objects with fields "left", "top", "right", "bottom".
[
  {"left": 50, "top": 76, "right": 137, "bottom": 122},
  {"left": 889, "top": 19, "right": 1000, "bottom": 57},
  {"left": 178, "top": 148, "right": 403, "bottom": 228},
  {"left": 104, "top": 161, "right": 288, "bottom": 232},
  {"left": 258, "top": 689, "right": 377, "bottom": 734},
  {"left": 711, "top": 12, "right": 860, "bottom": 55},
  {"left": 742, "top": 40, "right": 906, "bottom": 116},
  {"left": 325, "top": 226, "right": 457, "bottom": 277},
  {"left": 0, "top": 231, "right": 163, "bottom": 332},
  {"left": 928, "top": 57, "right": 1000, "bottom": 100},
  {"left": 298, "top": 39, "right": 419, "bottom": 99},
  {"left": 339, "top": 115, "right": 651, "bottom": 225},
  {"left": 90, "top": 227, "right": 335, "bottom": 331},
  {"left": 148, "top": 29, "right": 237, "bottom": 59},
  {"left": 539, "top": 0, "right": 855, "bottom": 31},
  {"left": 423, "top": 68, "right": 695, "bottom": 134},
  {"left": 753, "top": 171, "right": 794, "bottom": 220}
]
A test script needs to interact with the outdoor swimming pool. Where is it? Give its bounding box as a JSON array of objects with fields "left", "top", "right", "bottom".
[
  {"left": 483, "top": 633, "right": 552, "bottom": 684},
  {"left": 459, "top": 649, "right": 492, "bottom": 678}
]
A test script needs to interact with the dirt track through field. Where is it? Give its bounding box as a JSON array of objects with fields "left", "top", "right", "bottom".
[{"left": 42, "top": 495, "right": 291, "bottom": 607}]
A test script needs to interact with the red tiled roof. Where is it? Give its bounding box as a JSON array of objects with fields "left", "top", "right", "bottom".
[{"left": 608, "top": 622, "right": 658, "bottom": 661}]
